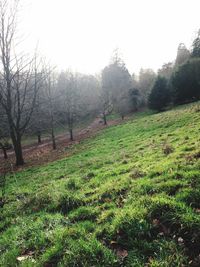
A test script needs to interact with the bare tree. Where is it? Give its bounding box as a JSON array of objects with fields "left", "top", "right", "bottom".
[
  {"left": 44, "top": 68, "right": 57, "bottom": 150},
  {"left": 0, "top": 0, "right": 42, "bottom": 165},
  {"left": 0, "top": 107, "right": 10, "bottom": 159},
  {"left": 57, "top": 71, "right": 82, "bottom": 141},
  {"left": 78, "top": 74, "right": 100, "bottom": 118},
  {"left": 27, "top": 86, "right": 47, "bottom": 145},
  {"left": 99, "top": 84, "right": 113, "bottom": 125}
]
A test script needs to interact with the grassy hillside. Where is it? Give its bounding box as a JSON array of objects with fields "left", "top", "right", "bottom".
[{"left": 1, "top": 103, "right": 200, "bottom": 266}]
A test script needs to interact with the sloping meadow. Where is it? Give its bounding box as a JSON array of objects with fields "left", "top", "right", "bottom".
[{"left": 1, "top": 103, "right": 200, "bottom": 266}]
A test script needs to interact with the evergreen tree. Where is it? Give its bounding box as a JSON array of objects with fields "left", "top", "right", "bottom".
[
  {"left": 129, "top": 88, "right": 141, "bottom": 112},
  {"left": 101, "top": 51, "right": 132, "bottom": 119},
  {"left": 175, "top": 43, "right": 190, "bottom": 65},
  {"left": 148, "top": 76, "right": 171, "bottom": 111},
  {"left": 171, "top": 59, "right": 200, "bottom": 104},
  {"left": 191, "top": 30, "right": 200, "bottom": 58}
]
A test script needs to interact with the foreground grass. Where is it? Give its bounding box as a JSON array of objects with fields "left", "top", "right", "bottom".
[{"left": 1, "top": 102, "right": 200, "bottom": 266}]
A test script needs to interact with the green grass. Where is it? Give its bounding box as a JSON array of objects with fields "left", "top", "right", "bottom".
[{"left": 1, "top": 102, "right": 200, "bottom": 266}]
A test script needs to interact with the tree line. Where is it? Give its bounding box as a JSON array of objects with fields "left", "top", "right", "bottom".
[
  {"left": 0, "top": 0, "right": 200, "bottom": 166},
  {"left": 148, "top": 35, "right": 200, "bottom": 111}
]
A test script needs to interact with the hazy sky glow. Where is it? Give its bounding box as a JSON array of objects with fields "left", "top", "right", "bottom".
[{"left": 21, "top": 0, "right": 200, "bottom": 74}]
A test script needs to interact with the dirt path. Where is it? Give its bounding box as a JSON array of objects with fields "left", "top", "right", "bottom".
[{"left": 0, "top": 117, "right": 124, "bottom": 174}]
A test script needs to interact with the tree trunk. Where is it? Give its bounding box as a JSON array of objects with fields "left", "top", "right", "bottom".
[
  {"left": 103, "top": 113, "right": 107, "bottom": 125},
  {"left": 69, "top": 129, "right": 73, "bottom": 141},
  {"left": 2, "top": 147, "right": 8, "bottom": 159},
  {"left": 37, "top": 133, "right": 41, "bottom": 144},
  {"left": 51, "top": 129, "right": 56, "bottom": 150},
  {"left": 13, "top": 138, "right": 24, "bottom": 166},
  {"left": 8, "top": 115, "right": 24, "bottom": 166},
  {"left": 121, "top": 115, "right": 124, "bottom": 120}
]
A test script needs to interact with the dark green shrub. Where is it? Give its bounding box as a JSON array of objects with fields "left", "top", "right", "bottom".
[{"left": 148, "top": 76, "right": 171, "bottom": 111}]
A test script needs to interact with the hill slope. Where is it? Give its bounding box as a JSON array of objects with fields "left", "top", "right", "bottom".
[{"left": 1, "top": 103, "right": 200, "bottom": 266}]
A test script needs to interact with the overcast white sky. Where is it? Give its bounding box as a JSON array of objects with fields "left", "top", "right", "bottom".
[{"left": 20, "top": 0, "right": 200, "bottom": 75}]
